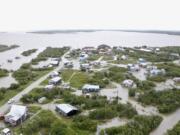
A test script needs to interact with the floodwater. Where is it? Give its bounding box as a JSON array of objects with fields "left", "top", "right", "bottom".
[
  {"left": 0, "top": 31, "right": 180, "bottom": 71},
  {"left": 0, "top": 73, "right": 17, "bottom": 88},
  {"left": 96, "top": 117, "right": 128, "bottom": 135}
]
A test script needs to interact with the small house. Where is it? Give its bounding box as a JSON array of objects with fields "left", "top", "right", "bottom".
[
  {"left": 38, "top": 97, "right": 47, "bottom": 104},
  {"left": 4, "top": 105, "right": 28, "bottom": 126},
  {"left": 44, "top": 84, "right": 54, "bottom": 91},
  {"left": 122, "top": 79, "right": 134, "bottom": 87},
  {"left": 49, "top": 71, "right": 59, "bottom": 78},
  {"left": 149, "top": 69, "right": 165, "bottom": 76},
  {"left": 82, "top": 47, "right": 96, "bottom": 53},
  {"left": 49, "top": 77, "right": 61, "bottom": 85},
  {"left": 82, "top": 84, "right": 100, "bottom": 93},
  {"left": 121, "top": 55, "right": 128, "bottom": 60},
  {"left": 55, "top": 104, "right": 78, "bottom": 116},
  {"left": 79, "top": 53, "right": 89, "bottom": 61},
  {"left": 50, "top": 60, "right": 59, "bottom": 67},
  {"left": 127, "top": 64, "right": 140, "bottom": 72},
  {"left": 64, "top": 61, "right": 73, "bottom": 68},
  {"left": 173, "top": 77, "right": 180, "bottom": 83},
  {"left": 1, "top": 128, "right": 12, "bottom": 135},
  {"left": 80, "top": 63, "right": 91, "bottom": 71}
]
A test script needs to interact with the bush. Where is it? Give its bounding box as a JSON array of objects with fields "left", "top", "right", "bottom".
[{"left": 129, "top": 88, "right": 136, "bottom": 97}]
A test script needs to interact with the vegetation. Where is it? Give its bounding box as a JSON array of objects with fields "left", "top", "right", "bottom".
[
  {"left": 157, "top": 63, "right": 180, "bottom": 78},
  {"left": 0, "top": 68, "right": 8, "bottom": 77},
  {"left": 0, "top": 44, "right": 19, "bottom": 52},
  {"left": 100, "top": 115, "right": 162, "bottom": 135},
  {"left": 21, "top": 49, "right": 37, "bottom": 56},
  {"left": 21, "top": 87, "right": 60, "bottom": 103},
  {"left": 31, "top": 47, "right": 69, "bottom": 64},
  {"left": 126, "top": 48, "right": 179, "bottom": 62},
  {"left": 167, "top": 121, "right": 180, "bottom": 135},
  {"left": 138, "top": 89, "right": 180, "bottom": 113}
]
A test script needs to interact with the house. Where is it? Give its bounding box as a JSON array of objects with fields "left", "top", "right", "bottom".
[
  {"left": 49, "top": 60, "right": 59, "bottom": 67},
  {"left": 44, "top": 84, "right": 54, "bottom": 91},
  {"left": 122, "top": 79, "right": 134, "bottom": 87},
  {"left": 55, "top": 104, "right": 78, "bottom": 116},
  {"left": 82, "top": 84, "right": 100, "bottom": 93},
  {"left": 64, "top": 61, "right": 73, "bottom": 68},
  {"left": 127, "top": 64, "right": 140, "bottom": 72},
  {"left": 80, "top": 63, "right": 91, "bottom": 71},
  {"left": 4, "top": 105, "right": 28, "bottom": 126},
  {"left": 1, "top": 128, "right": 12, "bottom": 135},
  {"left": 97, "top": 44, "right": 111, "bottom": 54},
  {"left": 49, "top": 77, "right": 61, "bottom": 85},
  {"left": 138, "top": 58, "right": 146, "bottom": 63},
  {"left": 82, "top": 47, "right": 96, "bottom": 53},
  {"left": 121, "top": 55, "right": 128, "bottom": 60},
  {"left": 79, "top": 53, "right": 89, "bottom": 61},
  {"left": 38, "top": 97, "right": 47, "bottom": 104},
  {"left": 49, "top": 71, "right": 59, "bottom": 78},
  {"left": 173, "top": 77, "right": 180, "bottom": 83},
  {"left": 149, "top": 69, "right": 165, "bottom": 76}
]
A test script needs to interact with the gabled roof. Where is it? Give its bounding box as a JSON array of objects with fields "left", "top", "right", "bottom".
[
  {"left": 82, "top": 84, "right": 100, "bottom": 90},
  {"left": 5, "top": 105, "right": 27, "bottom": 120},
  {"left": 56, "top": 104, "right": 78, "bottom": 114}
]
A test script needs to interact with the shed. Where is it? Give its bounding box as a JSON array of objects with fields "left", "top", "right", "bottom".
[
  {"left": 1, "top": 128, "right": 11, "bottom": 135},
  {"left": 82, "top": 84, "right": 100, "bottom": 93},
  {"left": 49, "top": 71, "right": 59, "bottom": 78},
  {"left": 55, "top": 104, "right": 78, "bottom": 116},
  {"left": 122, "top": 79, "right": 134, "bottom": 87},
  {"left": 49, "top": 77, "right": 62, "bottom": 85}
]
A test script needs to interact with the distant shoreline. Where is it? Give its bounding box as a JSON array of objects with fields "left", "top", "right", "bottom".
[{"left": 27, "top": 29, "right": 180, "bottom": 36}]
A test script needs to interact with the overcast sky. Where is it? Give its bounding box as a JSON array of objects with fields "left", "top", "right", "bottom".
[{"left": 0, "top": 0, "right": 180, "bottom": 32}]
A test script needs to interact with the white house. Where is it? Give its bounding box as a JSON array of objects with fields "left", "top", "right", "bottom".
[
  {"left": 50, "top": 60, "right": 59, "bottom": 67},
  {"left": 79, "top": 53, "right": 89, "bottom": 61},
  {"left": 173, "top": 77, "right": 180, "bottom": 83},
  {"left": 38, "top": 97, "right": 47, "bottom": 104},
  {"left": 82, "top": 84, "right": 100, "bottom": 93},
  {"left": 49, "top": 71, "right": 59, "bottom": 78},
  {"left": 44, "top": 84, "right": 54, "bottom": 91},
  {"left": 64, "top": 61, "right": 73, "bottom": 68},
  {"left": 1, "top": 128, "right": 12, "bottom": 135},
  {"left": 55, "top": 104, "right": 78, "bottom": 116},
  {"left": 49, "top": 77, "right": 62, "bottom": 85},
  {"left": 122, "top": 79, "right": 134, "bottom": 87},
  {"left": 121, "top": 55, "right": 128, "bottom": 60},
  {"left": 80, "top": 63, "right": 91, "bottom": 71},
  {"left": 127, "top": 64, "right": 140, "bottom": 72},
  {"left": 149, "top": 69, "right": 165, "bottom": 76},
  {"left": 4, "top": 105, "right": 28, "bottom": 126}
]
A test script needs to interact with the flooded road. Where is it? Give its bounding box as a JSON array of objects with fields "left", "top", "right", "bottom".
[{"left": 96, "top": 117, "right": 128, "bottom": 135}]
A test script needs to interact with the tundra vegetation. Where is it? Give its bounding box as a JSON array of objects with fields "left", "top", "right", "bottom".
[
  {"left": 0, "top": 68, "right": 8, "bottom": 77},
  {"left": 21, "top": 49, "right": 37, "bottom": 56},
  {"left": 100, "top": 115, "right": 162, "bottom": 135},
  {"left": 0, "top": 44, "right": 19, "bottom": 52},
  {"left": 138, "top": 89, "right": 180, "bottom": 113},
  {"left": 31, "top": 46, "right": 70, "bottom": 64}
]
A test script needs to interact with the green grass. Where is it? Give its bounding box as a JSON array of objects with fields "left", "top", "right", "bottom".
[
  {"left": 70, "top": 71, "right": 89, "bottom": 88},
  {"left": 28, "top": 105, "right": 41, "bottom": 114},
  {"left": 61, "top": 69, "right": 77, "bottom": 82}
]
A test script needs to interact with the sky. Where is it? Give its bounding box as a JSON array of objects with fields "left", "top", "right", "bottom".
[{"left": 0, "top": 0, "right": 180, "bottom": 32}]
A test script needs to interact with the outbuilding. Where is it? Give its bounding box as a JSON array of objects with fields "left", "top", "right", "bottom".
[
  {"left": 122, "top": 79, "right": 134, "bottom": 87},
  {"left": 49, "top": 71, "right": 59, "bottom": 78},
  {"left": 55, "top": 104, "right": 78, "bottom": 116},
  {"left": 1, "top": 128, "right": 12, "bottom": 135},
  {"left": 49, "top": 77, "right": 62, "bottom": 85},
  {"left": 82, "top": 84, "right": 100, "bottom": 93}
]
